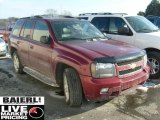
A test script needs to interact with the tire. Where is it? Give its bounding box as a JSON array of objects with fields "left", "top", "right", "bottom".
[
  {"left": 63, "top": 68, "right": 83, "bottom": 107},
  {"left": 12, "top": 51, "right": 24, "bottom": 74},
  {"left": 0, "top": 54, "right": 6, "bottom": 57},
  {"left": 147, "top": 51, "right": 160, "bottom": 79}
]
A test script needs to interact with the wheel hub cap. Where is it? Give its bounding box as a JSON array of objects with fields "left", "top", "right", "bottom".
[
  {"left": 63, "top": 74, "right": 69, "bottom": 102},
  {"left": 13, "top": 55, "right": 19, "bottom": 71},
  {"left": 149, "top": 58, "right": 159, "bottom": 75}
]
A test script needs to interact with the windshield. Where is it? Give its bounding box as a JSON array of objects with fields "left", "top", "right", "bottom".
[
  {"left": 51, "top": 20, "right": 106, "bottom": 41},
  {"left": 125, "top": 16, "right": 159, "bottom": 33}
]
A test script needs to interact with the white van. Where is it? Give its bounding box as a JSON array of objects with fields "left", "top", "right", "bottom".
[{"left": 79, "top": 13, "right": 160, "bottom": 79}]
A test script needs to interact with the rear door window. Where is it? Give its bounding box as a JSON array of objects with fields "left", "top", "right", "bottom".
[
  {"left": 91, "top": 17, "right": 109, "bottom": 33},
  {"left": 12, "top": 20, "right": 25, "bottom": 36}
]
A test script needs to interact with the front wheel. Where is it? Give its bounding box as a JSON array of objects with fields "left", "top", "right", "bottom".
[
  {"left": 63, "top": 68, "right": 83, "bottom": 107},
  {"left": 148, "top": 51, "right": 160, "bottom": 79}
]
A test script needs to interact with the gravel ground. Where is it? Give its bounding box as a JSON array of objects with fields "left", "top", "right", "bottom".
[{"left": 0, "top": 57, "right": 160, "bottom": 120}]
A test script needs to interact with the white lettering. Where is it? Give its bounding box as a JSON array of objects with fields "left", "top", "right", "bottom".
[
  {"left": 12, "top": 106, "right": 20, "bottom": 113},
  {"left": 20, "top": 106, "right": 27, "bottom": 112}
]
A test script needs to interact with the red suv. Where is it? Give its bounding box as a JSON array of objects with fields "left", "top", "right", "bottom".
[{"left": 9, "top": 16, "right": 150, "bottom": 107}]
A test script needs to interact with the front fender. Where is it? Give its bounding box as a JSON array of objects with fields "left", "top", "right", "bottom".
[{"left": 54, "top": 55, "right": 91, "bottom": 76}]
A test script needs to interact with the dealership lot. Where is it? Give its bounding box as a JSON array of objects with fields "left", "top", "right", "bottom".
[{"left": 0, "top": 58, "right": 160, "bottom": 120}]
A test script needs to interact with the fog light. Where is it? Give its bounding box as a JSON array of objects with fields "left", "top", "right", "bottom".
[{"left": 100, "top": 88, "right": 109, "bottom": 94}]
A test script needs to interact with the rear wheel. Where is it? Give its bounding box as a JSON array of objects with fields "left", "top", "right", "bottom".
[
  {"left": 148, "top": 51, "right": 160, "bottom": 79},
  {"left": 12, "top": 51, "right": 23, "bottom": 74},
  {"left": 63, "top": 68, "right": 83, "bottom": 107}
]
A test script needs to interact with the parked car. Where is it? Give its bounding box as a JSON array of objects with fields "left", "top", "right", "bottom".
[
  {"left": 146, "top": 16, "right": 160, "bottom": 28},
  {"left": 9, "top": 16, "right": 150, "bottom": 107},
  {"left": 0, "top": 29, "right": 11, "bottom": 43},
  {"left": 0, "top": 38, "right": 7, "bottom": 56},
  {"left": 0, "top": 22, "right": 15, "bottom": 43},
  {"left": 78, "top": 13, "right": 160, "bottom": 79}
]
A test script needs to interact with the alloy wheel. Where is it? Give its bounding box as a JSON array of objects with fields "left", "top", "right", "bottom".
[
  {"left": 63, "top": 73, "right": 70, "bottom": 103},
  {"left": 13, "top": 54, "right": 19, "bottom": 72},
  {"left": 149, "top": 58, "right": 159, "bottom": 75}
]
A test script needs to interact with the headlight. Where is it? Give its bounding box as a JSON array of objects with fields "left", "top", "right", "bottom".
[
  {"left": 0, "top": 43, "right": 6, "bottom": 49},
  {"left": 143, "top": 54, "right": 147, "bottom": 67},
  {"left": 91, "top": 63, "right": 116, "bottom": 78}
]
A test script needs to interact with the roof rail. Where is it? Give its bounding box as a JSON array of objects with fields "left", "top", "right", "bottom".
[
  {"left": 113, "top": 13, "right": 128, "bottom": 15},
  {"left": 20, "top": 14, "right": 74, "bottom": 19},
  {"left": 79, "top": 12, "right": 128, "bottom": 16},
  {"left": 79, "top": 13, "right": 112, "bottom": 16},
  {"left": 20, "top": 15, "right": 43, "bottom": 19},
  {"left": 41, "top": 14, "right": 74, "bottom": 19}
]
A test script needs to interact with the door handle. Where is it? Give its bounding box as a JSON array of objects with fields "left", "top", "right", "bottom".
[
  {"left": 17, "top": 41, "right": 20, "bottom": 44},
  {"left": 30, "top": 45, "right": 34, "bottom": 49}
]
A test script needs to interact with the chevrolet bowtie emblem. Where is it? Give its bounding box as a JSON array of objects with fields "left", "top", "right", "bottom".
[{"left": 130, "top": 63, "right": 136, "bottom": 69}]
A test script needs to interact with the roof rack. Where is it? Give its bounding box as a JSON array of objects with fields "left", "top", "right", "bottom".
[
  {"left": 79, "top": 13, "right": 112, "bottom": 16},
  {"left": 112, "top": 13, "right": 128, "bottom": 15},
  {"left": 79, "top": 12, "right": 128, "bottom": 16},
  {"left": 20, "top": 14, "right": 74, "bottom": 19},
  {"left": 20, "top": 15, "right": 43, "bottom": 19}
]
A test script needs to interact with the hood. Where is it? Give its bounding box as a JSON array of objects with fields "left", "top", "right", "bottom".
[{"left": 61, "top": 39, "right": 141, "bottom": 60}]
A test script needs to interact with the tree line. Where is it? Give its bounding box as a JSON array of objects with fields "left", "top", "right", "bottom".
[
  {"left": 138, "top": 0, "right": 160, "bottom": 16},
  {"left": 0, "top": 9, "right": 72, "bottom": 29}
]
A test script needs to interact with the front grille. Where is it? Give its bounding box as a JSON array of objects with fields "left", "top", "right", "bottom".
[
  {"left": 117, "top": 57, "right": 143, "bottom": 78},
  {"left": 117, "top": 57, "right": 142, "bottom": 66},
  {"left": 119, "top": 66, "right": 142, "bottom": 75}
]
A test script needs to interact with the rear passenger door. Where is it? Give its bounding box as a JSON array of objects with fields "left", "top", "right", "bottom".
[
  {"left": 18, "top": 20, "right": 34, "bottom": 66},
  {"left": 29, "top": 20, "right": 52, "bottom": 77}
]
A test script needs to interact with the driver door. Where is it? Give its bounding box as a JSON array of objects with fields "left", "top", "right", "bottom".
[
  {"left": 29, "top": 20, "right": 53, "bottom": 78},
  {"left": 91, "top": 17, "right": 135, "bottom": 45},
  {"left": 107, "top": 17, "right": 135, "bottom": 45}
]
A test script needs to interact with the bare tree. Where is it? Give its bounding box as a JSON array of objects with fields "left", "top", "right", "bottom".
[
  {"left": 45, "top": 9, "right": 58, "bottom": 16},
  {"left": 137, "top": 11, "right": 145, "bottom": 16},
  {"left": 61, "top": 10, "right": 72, "bottom": 16}
]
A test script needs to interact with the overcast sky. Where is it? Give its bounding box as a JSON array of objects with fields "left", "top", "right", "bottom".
[{"left": 0, "top": 0, "right": 152, "bottom": 18}]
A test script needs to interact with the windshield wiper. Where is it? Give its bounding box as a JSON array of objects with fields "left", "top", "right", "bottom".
[
  {"left": 69, "top": 37, "right": 86, "bottom": 40},
  {"left": 86, "top": 37, "right": 106, "bottom": 40},
  {"left": 137, "top": 29, "right": 152, "bottom": 33},
  {"left": 59, "top": 37, "right": 86, "bottom": 41}
]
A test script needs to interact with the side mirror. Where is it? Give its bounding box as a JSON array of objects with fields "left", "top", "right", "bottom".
[
  {"left": 118, "top": 27, "right": 130, "bottom": 35},
  {"left": 9, "top": 28, "right": 12, "bottom": 31},
  {"left": 40, "top": 36, "right": 50, "bottom": 44},
  {"left": 103, "top": 32, "right": 107, "bottom": 37}
]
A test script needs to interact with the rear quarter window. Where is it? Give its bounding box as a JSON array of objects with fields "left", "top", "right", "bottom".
[{"left": 12, "top": 20, "right": 25, "bottom": 36}]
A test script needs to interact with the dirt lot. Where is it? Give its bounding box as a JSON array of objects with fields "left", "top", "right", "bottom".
[{"left": 0, "top": 58, "right": 160, "bottom": 120}]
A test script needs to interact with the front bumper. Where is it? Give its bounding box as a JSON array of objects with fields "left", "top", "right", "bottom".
[
  {"left": 0, "top": 50, "right": 7, "bottom": 56},
  {"left": 80, "top": 65, "right": 150, "bottom": 101},
  {"left": 0, "top": 46, "right": 7, "bottom": 56}
]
